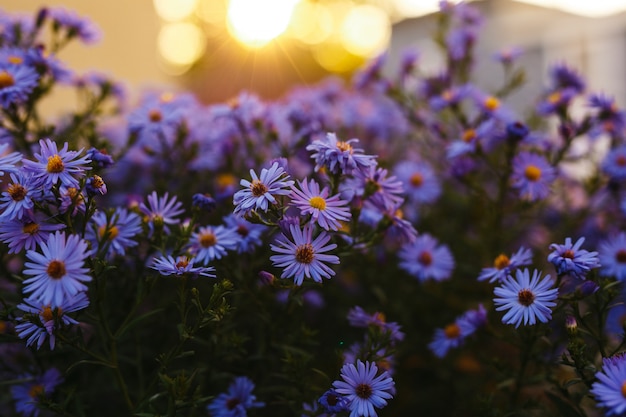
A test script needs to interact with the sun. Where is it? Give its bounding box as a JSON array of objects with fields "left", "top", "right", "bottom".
[{"left": 227, "top": 0, "right": 299, "bottom": 48}]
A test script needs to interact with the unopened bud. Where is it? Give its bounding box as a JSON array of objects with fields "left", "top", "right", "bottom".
[{"left": 565, "top": 315, "right": 578, "bottom": 335}]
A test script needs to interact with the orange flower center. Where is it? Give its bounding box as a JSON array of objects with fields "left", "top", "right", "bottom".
[
  {"left": 23, "top": 222, "right": 39, "bottom": 235},
  {"left": 621, "top": 381, "right": 626, "bottom": 398},
  {"left": 493, "top": 254, "right": 510, "bottom": 270},
  {"left": 8, "top": 183, "right": 26, "bottom": 201},
  {"left": 517, "top": 289, "right": 535, "bottom": 306},
  {"left": 29, "top": 384, "right": 45, "bottom": 399},
  {"left": 46, "top": 154, "right": 65, "bottom": 173},
  {"left": 295, "top": 243, "right": 314, "bottom": 264},
  {"left": 250, "top": 179, "right": 268, "bottom": 197},
  {"left": 8, "top": 56, "right": 23, "bottom": 64},
  {"left": 309, "top": 196, "right": 326, "bottom": 210},
  {"left": 46, "top": 260, "right": 66, "bottom": 279},
  {"left": 98, "top": 225, "right": 119, "bottom": 240},
  {"left": 410, "top": 173, "right": 423, "bottom": 187},
  {"left": 0, "top": 71, "right": 15, "bottom": 89},
  {"left": 41, "top": 305, "right": 54, "bottom": 322},
  {"left": 444, "top": 323, "right": 461, "bottom": 339},
  {"left": 199, "top": 231, "right": 217, "bottom": 248},
  {"left": 176, "top": 257, "right": 190, "bottom": 269},
  {"left": 356, "top": 383, "right": 373, "bottom": 399},
  {"left": 524, "top": 165, "right": 541, "bottom": 181},
  {"left": 336, "top": 141, "right": 353, "bottom": 153},
  {"left": 418, "top": 251, "right": 432, "bottom": 266},
  {"left": 616, "top": 249, "right": 626, "bottom": 263},
  {"left": 484, "top": 96, "right": 500, "bottom": 111},
  {"left": 149, "top": 109, "right": 162, "bottom": 122},
  {"left": 462, "top": 129, "right": 477, "bottom": 143}
]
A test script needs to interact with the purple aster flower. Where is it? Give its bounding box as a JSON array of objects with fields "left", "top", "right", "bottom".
[
  {"left": 0, "top": 214, "right": 65, "bottom": 254},
  {"left": 591, "top": 353, "right": 626, "bottom": 416},
  {"left": 0, "top": 143, "right": 22, "bottom": 178},
  {"left": 192, "top": 193, "right": 217, "bottom": 212},
  {"left": 398, "top": 233, "right": 455, "bottom": 282},
  {"left": 290, "top": 178, "right": 351, "bottom": 231},
  {"left": 550, "top": 62, "right": 585, "bottom": 93},
  {"left": 468, "top": 87, "right": 516, "bottom": 122},
  {"left": 139, "top": 191, "right": 184, "bottom": 235},
  {"left": 602, "top": 145, "right": 626, "bottom": 181},
  {"left": 588, "top": 93, "right": 625, "bottom": 139},
  {"left": 86, "top": 147, "right": 114, "bottom": 168},
  {"left": 207, "top": 376, "right": 264, "bottom": 417},
  {"left": 346, "top": 306, "right": 405, "bottom": 344},
  {"left": 427, "top": 84, "right": 469, "bottom": 111},
  {"left": 22, "top": 139, "right": 91, "bottom": 189},
  {"left": 478, "top": 246, "right": 532, "bottom": 283},
  {"left": 383, "top": 209, "right": 418, "bottom": 245},
  {"left": 150, "top": 254, "right": 215, "bottom": 278},
  {"left": 233, "top": 161, "right": 294, "bottom": 215},
  {"left": 446, "top": 119, "right": 498, "bottom": 159},
  {"left": 85, "top": 175, "right": 107, "bottom": 196},
  {"left": 86, "top": 208, "right": 142, "bottom": 259},
  {"left": 393, "top": 160, "right": 441, "bottom": 204},
  {"left": 318, "top": 389, "right": 350, "bottom": 414},
  {"left": 494, "top": 268, "right": 558, "bottom": 328},
  {"left": 332, "top": 360, "right": 395, "bottom": 417},
  {"left": 270, "top": 224, "right": 340, "bottom": 286},
  {"left": 187, "top": 225, "right": 239, "bottom": 265},
  {"left": 223, "top": 214, "right": 266, "bottom": 254},
  {"left": 511, "top": 152, "right": 556, "bottom": 202},
  {"left": 547, "top": 237, "right": 600, "bottom": 280},
  {"left": 15, "top": 292, "right": 89, "bottom": 350},
  {"left": 58, "top": 186, "right": 86, "bottom": 216},
  {"left": 10, "top": 367, "right": 63, "bottom": 417},
  {"left": 599, "top": 233, "right": 626, "bottom": 281},
  {"left": 429, "top": 304, "right": 487, "bottom": 358},
  {"left": 536, "top": 88, "right": 578, "bottom": 116},
  {"left": 0, "top": 62, "right": 39, "bottom": 108},
  {"left": 345, "top": 165, "right": 404, "bottom": 212},
  {"left": 48, "top": 7, "right": 101, "bottom": 44},
  {"left": 0, "top": 171, "right": 37, "bottom": 221},
  {"left": 493, "top": 46, "right": 524, "bottom": 65},
  {"left": 306, "top": 132, "right": 377, "bottom": 175},
  {"left": 22, "top": 231, "right": 91, "bottom": 306}
]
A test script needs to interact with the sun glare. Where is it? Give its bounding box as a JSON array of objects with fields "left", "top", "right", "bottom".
[{"left": 227, "top": 0, "right": 299, "bottom": 48}]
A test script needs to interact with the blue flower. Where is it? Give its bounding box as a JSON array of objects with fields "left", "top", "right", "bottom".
[
  {"left": 49, "top": 7, "right": 102, "bottom": 44},
  {"left": 0, "top": 214, "right": 64, "bottom": 254},
  {"left": 86, "top": 208, "right": 142, "bottom": 259},
  {"left": 599, "top": 232, "right": 626, "bottom": 281},
  {"left": 10, "top": 367, "right": 63, "bottom": 417},
  {"left": 22, "top": 231, "right": 92, "bottom": 306},
  {"left": 0, "top": 142, "right": 22, "bottom": 177},
  {"left": 22, "top": 139, "right": 91, "bottom": 189},
  {"left": 290, "top": 178, "right": 351, "bottom": 231},
  {"left": 478, "top": 246, "right": 532, "bottom": 283},
  {"left": 398, "top": 233, "right": 455, "bottom": 282},
  {"left": 346, "top": 306, "right": 404, "bottom": 344},
  {"left": 318, "top": 389, "right": 350, "bottom": 414},
  {"left": 270, "top": 224, "right": 339, "bottom": 286},
  {"left": 332, "top": 360, "right": 395, "bottom": 417},
  {"left": 233, "top": 161, "right": 294, "bottom": 215},
  {"left": 306, "top": 132, "right": 376, "bottom": 175},
  {"left": 429, "top": 305, "right": 487, "bottom": 358},
  {"left": 393, "top": 160, "right": 441, "bottom": 204},
  {"left": 511, "top": 152, "right": 556, "bottom": 202},
  {"left": 602, "top": 145, "right": 626, "bottom": 181},
  {"left": 15, "top": 292, "right": 89, "bottom": 350},
  {"left": 150, "top": 255, "right": 215, "bottom": 278},
  {"left": 547, "top": 237, "right": 600, "bottom": 279},
  {"left": 0, "top": 171, "right": 37, "bottom": 221},
  {"left": 223, "top": 214, "right": 266, "bottom": 254},
  {"left": 139, "top": 191, "right": 185, "bottom": 235},
  {"left": 207, "top": 376, "right": 264, "bottom": 417},
  {"left": 591, "top": 354, "right": 626, "bottom": 416},
  {"left": 494, "top": 268, "right": 558, "bottom": 328},
  {"left": 0, "top": 62, "right": 39, "bottom": 108},
  {"left": 188, "top": 225, "right": 239, "bottom": 265}
]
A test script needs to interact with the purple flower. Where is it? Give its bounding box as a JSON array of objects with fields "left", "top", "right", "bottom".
[
  {"left": 351, "top": 165, "right": 405, "bottom": 212},
  {"left": 478, "top": 247, "right": 532, "bottom": 283},
  {"left": 207, "top": 376, "right": 264, "bottom": 417},
  {"left": 0, "top": 143, "right": 22, "bottom": 177},
  {"left": 0, "top": 214, "right": 65, "bottom": 254},
  {"left": 393, "top": 160, "right": 441, "bottom": 204},
  {"left": 233, "top": 162, "right": 294, "bottom": 215},
  {"left": 550, "top": 62, "right": 585, "bottom": 93},
  {"left": 86, "top": 208, "right": 142, "bottom": 259},
  {"left": 511, "top": 152, "right": 556, "bottom": 201},
  {"left": 306, "top": 132, "right": 377, "bottom": 175},
  {"left": 547, "top": 237, "right": 600, "bottom": 280},
  {"left": 223, "top": 214, "right": 266, "bottom": 254},
  {"left": 599, "top": 233, "right": 626, "bottom": 281},
  {"left": 347, "top": 306, "right": 404, "bottom": 344},
  {"left": 494, "top": 268, "right": 558, "bottom": 328},
  {"left": 332, "top": 360, "right": 395, "bottom": 417},
  {"left": 290, "top": 178, "right": 351, "bottom": 231},
  {"left": 139, "top": 191, "right": 184, "bottom": 235},
  {"left": 0, "top": 62, "right": 39, "bottom": 108},
  {"left": 187, "top": 225, "right": 239, "bottom": 265},
  {"left": 446, "top": 119, "right": 498, "bottom": 159},
  {"left": 270, "top": 224, "right": 339, "bottom": 286},
  {"left": 86, "top": 147, "right": 114, "bottom": 168},
  {"left": 493, "top": 46, "right": 524, "bottom": 65},
  {"left": 591, "top": 353, "right": 626, "bottom": 416},
  {"left": 85, "top": 175, "right": 107, "bottom": 196},
  {"left": 429, "top": 305, "right": 487, "bottom": 358},
  {"left": 10, "top": 367, "right": 63, "bottom": 417},
  {"left": 588, "top": 93, "right": 625, "bottom": 139},
  {"left": 398, "top": 234, "right": 455, "bottom": 282},
  {"left": 0, "top": 171, "right": 37, "bottom": 221},
  {"left": 22, "top": 231, "right": 91, "bottom": 306},
  {"left": 318, "top": 389, "right": 350, "bottom": 414},
  {"left": 15, "top": 292, "right": 89, "bottom": 350},
  {"left": 602, "top": 145, "right": 626, "bottom": 180},
  {"left": 49, "top": 7, "right": 101, "bottom": 44},
  {"left": 150, "top": 255, "right": 215, "bottom": 278},
  {"left": 22, "top": 139, "right": 91, "bottom": 189}
]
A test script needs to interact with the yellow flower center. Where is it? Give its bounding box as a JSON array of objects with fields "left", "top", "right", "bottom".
[
  {"left": 250, "top": 179, "right": 268, "bottom": 197},
  {"left": 216, "top": 173, "right": 236, "bottom": 188},
  {"left": 409, "top": 173, "right": 423, "bottom": 187},
  {"left": 160, "top": 92, "right": 174, "bottom": 103},
  {"left": 493, "top": 254, "right": 510, "bottom": 270},
  {"left": 8, "top": 183, "right": 26, "bottom": 201},
  {"left": 46, "top": 260, "right": 66, "bottom": 280},
  {"left": 149, "top": 109, "right": 162, "bottom": 122},
  {"left": 524, "top": 165, "right": 541, "bottom": 181},
  {"left": 309, "top": 196, "right": 326, "bottom": 210},
  {"left": 8, "top": 56, "right": 23, "bottom": 64},
  {"left": 295, "top": 243, "right": 314, "bottom": 264},
  {"left": 462, "top": 129, "right": 477, "bottom": 143},
  {"left": 22, "top": 222, "right": 39, "bottom": 235},
  {"left": 98, "top": 225, "right": 119, "bottom": 240},
  {"left": 517, "top": 289, "right": 535, "bottom": 306},
  {"left": 548, "top": 91, "right": 561, "bottom": 104},
  {"left": 484, "top": 96, "right": 500, "bottom": 111},
  {"left": 29, "top": 384, "right": 45, "bottom": 399},
  {"left": 444, "top": 323, "right": 461, "bottom": 339},
  {"left": 0, "top": 71, "right": 14, "bottom": 89},
  {"left": 41, "top": 305, "right": 54, "bottom": 322},
  {"left": 621, "top": 381, "right": 626, "bottom": 398},
  {"left": 336, "top": 141, "right": 353, "bottom": 153},
  {"left": 176, "top": 257, "right": 190, "bottom": 269},
  {"left": 46, "top": 154, "right": 65, "bottom": 173},
  {"left": 562, "top": 249, "right": 575, "bottom": 259},
  {"left": 199, "top": 231, "right": 217, "bottom": 248}
]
